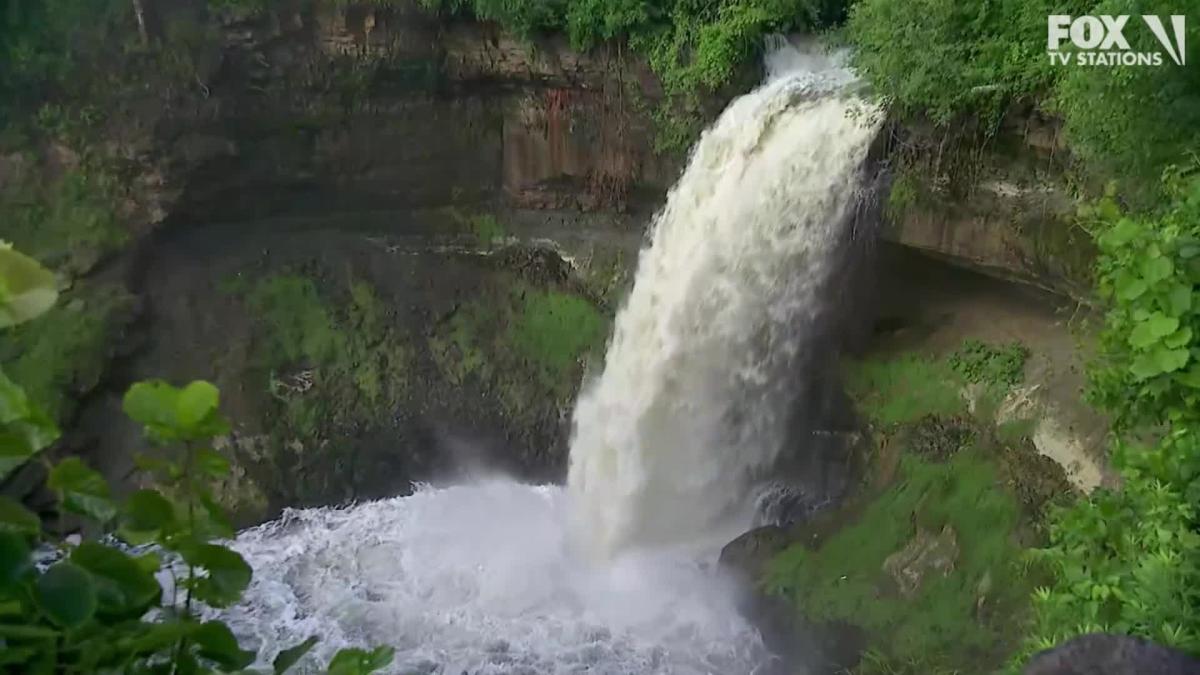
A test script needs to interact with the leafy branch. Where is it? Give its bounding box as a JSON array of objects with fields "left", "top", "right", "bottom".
[{"left": 0, "top": 242, "right": 394, "bottom": 674}]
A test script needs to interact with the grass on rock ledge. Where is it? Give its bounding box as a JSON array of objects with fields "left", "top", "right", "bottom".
[
  {"left": 766, "top": 342, "right": 1059, "bottom": 674},
  {"left": 429, "top": 275, "right": 608, "bottom": 415}
]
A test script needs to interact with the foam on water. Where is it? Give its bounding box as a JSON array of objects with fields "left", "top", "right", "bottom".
[{"left": 220, "top": 482, "right": 769, "bottom": 674}]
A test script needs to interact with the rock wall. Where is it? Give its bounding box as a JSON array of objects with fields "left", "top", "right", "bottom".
[
  {"left": 145, "top": 0, "right": 676, "bottom": 227},
  {"left": 882, "top": 108, "right": 1096, "bottom": 301},
  {"left": 2, "top": 0, "right": 672, "bottom": 525}
]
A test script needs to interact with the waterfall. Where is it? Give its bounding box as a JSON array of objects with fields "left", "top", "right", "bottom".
[
  {"left": 217, "top": 40, "right": 880, "bottom": 674},
  {"left": 568, "top": 43, "right": 881, "bottom": 555}
]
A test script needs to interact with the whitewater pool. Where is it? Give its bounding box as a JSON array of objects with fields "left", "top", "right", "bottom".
[{"left": 218, "top": 481, "right": 771, "bottom": 674}]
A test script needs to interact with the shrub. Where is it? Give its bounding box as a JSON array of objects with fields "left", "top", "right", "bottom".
[
  {"left": 1018, "top": 171, "right": 1200, "bottom": 663},
  {"left": 949, "top": 340, "right": 1029, "bottom": 389}
]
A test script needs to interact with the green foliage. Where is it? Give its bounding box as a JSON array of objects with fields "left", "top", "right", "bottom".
[
  {"left": 0, "top": 244, "right": 60, "bottom": 474},
  {"left": 0, "top": 161, "right": 127, "bottom": 272},
  {"left": 949, "top": 339, "right": 1029, "bottom": 389},
  {"left": 429, "top": 279, "right": 607, "bottom": 409},
  {"left": 0, "top": 242, "right": 57, "bottom": 328},
  {"left": 1020, "top": 431, "right": 1200, "bottom": 660},
  {"left": 0, "top": 247, "right": 394, "bottom": 674},
  {"left": 766, "top": 451, "right": 1031, "bottom": 672},
  {"left": 470, "top": 213, "right": 507, "bottom": 247},
  {"left": 0, "top": 0, "right": 128, "bottom": 113},
  {"left": 1087, "top": 171, "right": 1200, "bottom": 430},
  {"left": 1019, "top": 170, "right": 1200, "bottom": 663},
  {"left": 0, "top": 281, "right": 135, "bottom": 423},
  {"left": 510, "top": 287, "right": 608, "bottom": 393},
  {"left": 884, "top": 164, "right": 920, "bottom": 221},
  {"left": 48, "top": 457, "right": 117, "bottom": 523},
  {"left": 1051, "top": 0, "right": 1200, "bottom": 186},
  {"left": 242, "top": 272, "right": 410, "bottom": 439},
  {"left": 847, "top": 0, "right": 1075, "bottom": 125},
  {"left": 846, "top": 354, "right": 965, "bottom": 427},
  {"left": 327, "top": 646, "right": 398, "bottom": 675},
  {"left": 847, "top": 0, "right": 1196, "bottom": 189}
]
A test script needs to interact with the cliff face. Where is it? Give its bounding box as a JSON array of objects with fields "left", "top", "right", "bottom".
[
  {"left": 3, "top": 1, "right": 678, "bottom": 525},
  {"left": 2, "top": 1, "right": 1100, "bottom": 526},
  {"left": 881, "top": 107, "right": 1096, "bottom": 301},
  {"left": 141, "top": 1, "right": 676, "bottom": 226}
]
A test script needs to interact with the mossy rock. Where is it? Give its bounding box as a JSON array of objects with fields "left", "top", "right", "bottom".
[
  {"left": 765, "top": 451, "right": 1036, "bottom": 673},
  {"left": 761, "top": 347, "right": 1053, "bottom": 672},
  {"left": 896, "top": 414, "right": 975, "bottom": 461},
  {"left": 0, "top": 281, "right": 137, "bottom": 423}
]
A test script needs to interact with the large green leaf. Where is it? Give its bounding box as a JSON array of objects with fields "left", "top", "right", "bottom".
[
  {"left": 123, "top": 380, "right": 229, "bottom": 442},
  {"left": 1163, "top": 327, "right": 1194, "bottom": 349},
  {"left": 1153, "top": 346, "right": 1191, "bottom": 374},
  {"left": 0, "top": 244, "right": 57, "bottom": 329},
  {"left": 193, "top": 620, "right": 255, "bottom": 671},
  {"left": 1101, "top": 218, "right": 1139, "bottom": 247},
  {"left": 182, "top": 544, "right": 251, "bottom": 607},
  {"left": 125, "top": 618, "right": 196, "bottom": 656},
  {"left": 0, "top": 436, "right": 37, "bottom": 483},
  {"left": 1114, "top": 272, "right": 1148, "bottom": 301},
  {"left": 0, "top": 497, "right": 39, "bottom": 535},
  {"left": 35, "top": 562, "right": 96, "bottom": 628},
  {"left": 1177, "top": 364, "right": 1200, "bottom": 389},
  {"left": 195, "top": 447, "right": 231, "bottom": 479},
  {"left": 0, "top": 368, "right": 31, "bottom": 424},
  {"left": 0, "top": 531, "right": 31, "bottom": 590},
  {"left": 70, "top": 542, "right": 161, "bottom": 618},
  {"left": 1129, "top": 313, "right": 1181, "bottom": 349},
  {"left": 47, "top": 458, "right": 115, "bottom": 523},
  {"left": 122, "top": 488, "right": 176, "bottom": 534},
  {"left": 1167, "top": 283, "right": 1193, "bottom": 315},
  {"left": 1130, "top": 353, "right": 1164, "bottom": 381},
  {"left": 327, "top": 646, "right": 395, "bottom": 675},
  {"left": 274, "top": 635, "right": 319, "bottom": 674},
  {"left": 122, "top": 381, "right": 182, "bottom": 442},
  {"left": 0, "top": 369, "right": 58, "bottom": 480},
  {"left": 176, "top": 381, "right": 220, "bottom": 430},
  {"left": 1141, "top": 254, "right": 1174, "bottom": 283}
]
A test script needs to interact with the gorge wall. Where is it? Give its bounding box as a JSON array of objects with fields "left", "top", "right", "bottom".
[
  {"left": 0, "top": 0, "right": 1096, "bottom": 529},
  {"left": 2, "top": 0, "right": 678, "bottom": 525}
]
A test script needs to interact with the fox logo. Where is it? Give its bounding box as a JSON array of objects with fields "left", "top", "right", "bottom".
[
  {"left": 1143, "top": 15, "right": 1186, "bottom": 66},
  {"left": 1047, "top": 14, "right": 1186, "bottom": 66}
]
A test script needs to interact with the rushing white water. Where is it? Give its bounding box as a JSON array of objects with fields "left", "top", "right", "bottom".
[
  {"left": 568, "top": 43, "right": 881, "bottom": 556},
  {"left": 219, "top": 41, "right": 879, "bottom": 674},
  {"left": 219, "top": 482, "right": 769, "bottom": 674}
]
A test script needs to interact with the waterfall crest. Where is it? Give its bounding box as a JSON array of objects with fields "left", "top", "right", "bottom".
[{"left": 568, "top": 43, "right": 881, "bottom": 555}]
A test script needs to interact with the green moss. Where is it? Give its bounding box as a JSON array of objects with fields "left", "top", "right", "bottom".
[
  {"left": 766, "top": 451, "right": 1032, "bottom": 673},
  {"left": 885, "top": 164, "right": 921, "bottom": 222},
  {"left": 0, "top": 166, "right": 126, "bottom": 271},
  {"left": 248, "top": 275, "right": 341, "bottom": 368},
  {"left": 847, "top": 355, "right": 965, "bottom": 427},
  {"left": 0, "top": 282, "right": 134, "bottom": 422},
  {"left": 428, "top": 276, "right": 607, "bottom": 415},
  {"left": 470, "top": 214, "right": 507, "bottom": 248},
  {"left": 429, "top": 304, "right": 494, "bottom": 386},
  {"left": 242, "top": 271, "right": 410, "bottom": 440},
  {"left": 510, "top": 287, "right": 606, "bottom": 395}
]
